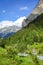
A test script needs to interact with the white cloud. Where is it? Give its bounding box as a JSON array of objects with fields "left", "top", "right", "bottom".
[
  {"left": 0, "top": 21, "right": 14, "bottom": 28},
  {"left": 0, "top": 16, "right": 26, "bottom": 28},
  {"left": 14, "top": 16, "right": 26, "bottom": 27},
  {"left": 20, "top": 6, "right": 28, "bottom": 11}
]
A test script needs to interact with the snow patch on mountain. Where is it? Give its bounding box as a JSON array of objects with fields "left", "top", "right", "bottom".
[{"left": 0, "top": 16, "right": 26, "bottom": 29}]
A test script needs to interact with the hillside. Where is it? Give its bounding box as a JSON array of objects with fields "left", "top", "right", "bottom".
[
  {"left": 0, "top": 14, "right": 43, "bottom": 65},
  {"left": 0, "top": 0, "right": 43, "bottom": 65},
  {"left": 3, "top": 14, "right": 43, "bottom": 46}
]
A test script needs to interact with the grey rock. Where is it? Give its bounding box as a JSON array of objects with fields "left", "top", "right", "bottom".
[{"left": 22, "top": 0, "right": 43, "bottom": 27}]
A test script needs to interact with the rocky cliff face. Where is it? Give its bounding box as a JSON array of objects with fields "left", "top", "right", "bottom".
[
  {"left": 32, "top": 0, "right": 43, "bottom": 14},
  {"left": 23, "top": 0, "right": 43, "bottom": 27}
]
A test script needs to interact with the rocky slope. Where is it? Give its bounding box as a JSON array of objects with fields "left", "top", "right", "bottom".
[{"left": 22, "top": 0, "right": 43, "bottom": 27}]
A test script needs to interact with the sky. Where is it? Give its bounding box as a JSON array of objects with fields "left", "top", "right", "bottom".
[{"left": 0, "top": 0, "right": 39, "bottom": 21}]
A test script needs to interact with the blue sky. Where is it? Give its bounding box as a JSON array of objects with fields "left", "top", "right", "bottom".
[{"left": 0, "top": 0, "right": 39, "bottom": 21}]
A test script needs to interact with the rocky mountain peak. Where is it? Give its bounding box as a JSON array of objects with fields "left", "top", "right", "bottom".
[
  {"left": 22, "top": 0, "right": 43, "bottom": 27},
  {"left": 32, "top": 0, "right": 43, "bottom": 14}
]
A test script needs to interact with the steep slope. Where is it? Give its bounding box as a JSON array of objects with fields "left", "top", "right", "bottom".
[
  {"left": 22, "top": 0, "right": 43, "bottom": 27},
  {"left": 3, "top": 14, "right": 43, "bottom": 46},
  {"left": 0, "top": 14, "right": 43, "bottom": 65}
]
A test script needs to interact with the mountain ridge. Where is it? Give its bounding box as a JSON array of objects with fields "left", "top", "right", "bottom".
[
  {"left": 0, "top": 17, "right": 26, "bottom": 38},
  {"left": 22, "top": 0, "right": 43, "bottom": 27},
  {"left": 2, "top": 13, "right": 43, "bottom": 46},
  {"left": 0, "top": 0, "right": 43, "bottom": 38}
]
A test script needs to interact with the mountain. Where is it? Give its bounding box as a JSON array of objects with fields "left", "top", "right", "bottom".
[
  {"left": 0, "top": 14, "right": 43, "bottom": 65},
  {"left": 0, "top": 0, "right": 43, "bottom": 38},
  {"left": 32, "top": 0, "right": 43, "bottom": 14},
  {"left": 0, "top": 0, "right": 43, "bottom": 65},
  {"left": 0, "top": 17, "right": 26, "bottom": 29},
  {"left": 0, "top": 17, "right": 26, "bottom": 38},
  {"left": 22, "top": 0, "right": 43, "bottom": 27},
  {"left": 0, "top": 26, "right": 21, "bottom": 38},
  {"left": 3, "top": 13, "right": 43, "bottom": 46}
]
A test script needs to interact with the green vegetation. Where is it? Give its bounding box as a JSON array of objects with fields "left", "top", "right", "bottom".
[{"left": 0, "top": 14, "right": 43, "bottom": 65}]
